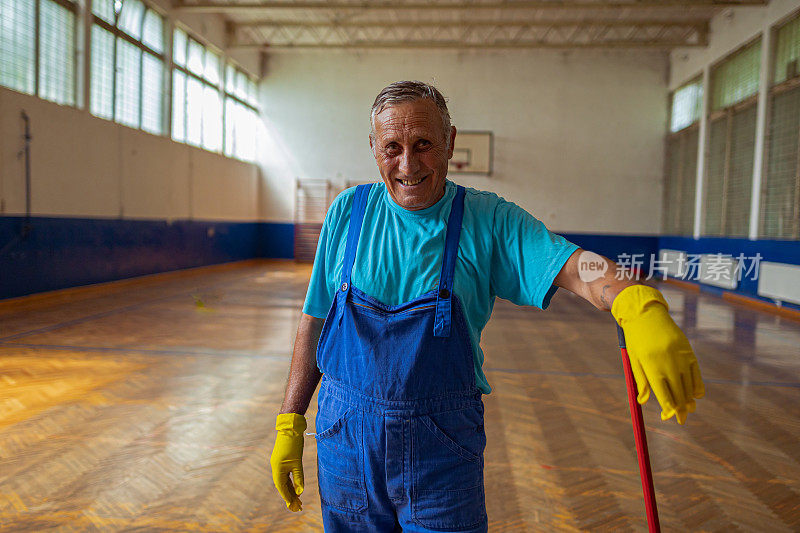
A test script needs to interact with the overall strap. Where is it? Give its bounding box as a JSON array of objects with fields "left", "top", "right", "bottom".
[
  {"left": 340, "top": 183, "right": 373, "bottom": 289},
  {"left": 433, "top": 185, "right": 466, "bottom": 338},
  {"left": 334, "top": 183, "right": 372, "bottom": 327}
]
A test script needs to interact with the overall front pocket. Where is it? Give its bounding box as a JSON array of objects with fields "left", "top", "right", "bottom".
[
  {"left": 412, "top": 409, "right": 487, "bottom": 530},
  {"left": 315, "top": 408, "right": 368, "bottom": 513}
]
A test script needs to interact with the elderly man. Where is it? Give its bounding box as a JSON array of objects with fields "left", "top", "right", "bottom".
[{"left": 271, "top": 81, "right": 704, "bottom": 532}]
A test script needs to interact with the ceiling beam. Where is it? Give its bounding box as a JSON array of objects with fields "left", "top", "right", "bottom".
[
  {"left": 176, "top": 0, "right": 766, "bottom": 14},
  {"left": 236, "top": 19, "right": 708, "bottom": 29},
  {"left": 231, "top": 20, "right": 709, "bottom": 48},
  {"left": 230, "top": 40, "right": 708, "bottom": 49}
]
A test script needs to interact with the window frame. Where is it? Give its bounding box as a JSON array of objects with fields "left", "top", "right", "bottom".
[
  {"left": 171, "top": 26, "right": 225, "bottom": 151},
  {"left": 702, "top": 95, "right": 760, "bottom": 237},
  {"left": 28, "top": 0, "right": 79, "bottom": 103},
  {"left": 171, "top": 25, "right": 260, "bottom": 160},
  {"left": 668, "top": 76, "right": 703, "bottom": 134},
  {"left": 664, "top": 74, "right": 703, "bottom": 236},
  {"left": 663, "top": 122, "right": 700, "bottom": 236},
  {"left": 758, "top": 10, "right": 800, "bottom": 239},
  {"left": 708, "top": 34, "right": 763, "bottom": 112},
  {"left": 90, "top": 0, "right": 166, "bottom": 133},
  {"left": 701, "top": 35, "right": 763, "bottom": 237},
  {"left": 222, "top": 61, "right": 260, "bottom": 162}
]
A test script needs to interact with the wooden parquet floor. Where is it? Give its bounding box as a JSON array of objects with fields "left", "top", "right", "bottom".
[{"left": 1, "top": 260, "right": 799, "bottom": 531}]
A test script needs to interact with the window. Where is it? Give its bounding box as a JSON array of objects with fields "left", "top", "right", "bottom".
[
  {"left": 39, "top": 0, "right": 76, "bottom": 105},
  {"left": 186, "top": 75, "right": 203, "bottom": 146},
  {"left": 90, "top": 0, "right": 165, "bottom": 134},
  {"left": 670, "top": 80, "right": 703, "bottom": 133},
  {"left": 703, "top": 39, "right": 761, "bottom": 237},
  {"left": 725, "top": 105, "right": 757, "bottom": 237},
  {"left": 172, "top": 70, "right": 186, "bottom": 142},
  {"left": 115, "top": 38, "right": 142, "bottom": 128},
  {"left": 663, "top": 129, "right": 699, "bottom": 236},
  {"left": 703, "top": 104, "right": 758, "bottom": 238},
  {"left": 710, "top": 40, "right": 761, "bottom": 111},
  {"left": 704, "top": 117, "right": 728, "bottom": 236},
  {"left": 171, "top": 29, "right": 227, "bottom": 152},
  {"left": 774, "top": 12, "right": 800, "bottom": 85},
  {"left": 0, "top": 0, "right": 36, "bottom": 94},
  {"left": 90, "top": 25, "right": 115, "bottom": 119},
  {"left": 141, "top": 52, "right": 163, "bottom": 134},
  {"left": 1, "top": 0, "right": 76, "bottom": 105},
  {"left": 93, "top": 0, "right": 114, "bottom": 24},
  {"left": 141, "top": 9, "right": 163, "bottom": 52},
  {"left": 664, "top": 78, "right": 702, "bottom": 235},
  {"left": 760, "top": 14, "right": 800, "bottom": 239},
  {"left": 187, "top": 38, "right": 204, "bottom": 76},
  {"left": 118, "top": 0, "right": 144, "bottom": 39},
  {"left": 203, "top": 85, "right": 222, "bottom": 151},
  {"left": 173, "top": 27, "right": 187, "bottom": 66},
  {"left": 38, "top": 0, "right": 75, "bottom": 105},
  {"left": 223, "top": 63, "right": 260, "bottom": 162}
]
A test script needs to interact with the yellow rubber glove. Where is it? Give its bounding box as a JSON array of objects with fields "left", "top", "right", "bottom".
[
  {"left": 611, "top": 285, "right": 705, "bottom": 424},
  {"left": 270, "top": 413, "right": 306, "bottom": 512}
]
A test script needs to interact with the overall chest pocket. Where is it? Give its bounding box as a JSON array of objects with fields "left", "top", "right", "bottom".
[
  {"left": 412, "top": 407, "right": 487, "bottom": 530},
  {"left": 315, "top": 408, "right": 368, "bottom": 513}
]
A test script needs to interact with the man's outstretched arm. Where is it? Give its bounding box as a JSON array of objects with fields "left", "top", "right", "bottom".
[
  {"left": 554, "top": 249, "right": 705, "bottom": 424},
  {"left": 270, "top": 312, "right": 324, "bottom": 513},
  {"left": 553, "top": 249, "right": 639, "bottom": 311}
]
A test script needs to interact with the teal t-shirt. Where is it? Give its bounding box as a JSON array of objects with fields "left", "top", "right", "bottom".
[{"left": 303, "top": 179, "right": 579, "bottom": 394}]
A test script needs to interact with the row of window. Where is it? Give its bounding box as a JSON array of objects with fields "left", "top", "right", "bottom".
[
  {"left": 0, "top": 0, "right": 260, "bottom": 163},
  {"left": 665, "top": 10, "right": 800, "bottom": 241}
]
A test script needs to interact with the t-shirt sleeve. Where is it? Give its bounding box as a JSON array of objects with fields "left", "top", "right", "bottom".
[
  {"left": 302, "top": 192, "right": 350, "bottom": 319},
  {"left": 489, "top": 197, "right": 579, "bottom": 310}
]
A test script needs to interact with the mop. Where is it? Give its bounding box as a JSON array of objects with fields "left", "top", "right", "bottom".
[{"left": 616, "top": 324, "right": 661, "bottom": 533}]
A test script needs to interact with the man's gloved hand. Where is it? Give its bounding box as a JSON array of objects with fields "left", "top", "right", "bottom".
[
  {"left": 270, "top": 413, "right": 306, "bottom": 511},
  {"left": 611, "top": 285, "right": 705, "bottom": 424}
]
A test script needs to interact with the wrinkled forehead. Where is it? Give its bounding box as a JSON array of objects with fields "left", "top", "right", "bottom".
[{"left": 372, "top": 100, "right": 445, "bottom": 143}]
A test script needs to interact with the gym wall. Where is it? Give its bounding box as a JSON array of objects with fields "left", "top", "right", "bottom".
[{"left": 259, "top": 48, "right": 670, "bottom": 235}]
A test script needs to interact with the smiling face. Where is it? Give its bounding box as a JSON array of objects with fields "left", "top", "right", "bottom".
[{"left": 370, "top": 99, "right": 456, "bottom": 211}]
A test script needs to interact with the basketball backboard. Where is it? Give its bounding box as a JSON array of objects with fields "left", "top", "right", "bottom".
[{"left": 448, "top": 131, "right": 493, "bottom": 175}]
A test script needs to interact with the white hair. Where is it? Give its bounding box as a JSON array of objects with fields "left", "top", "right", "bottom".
[{"left": 369, "top": 80, "right": 453, "bottom": 148}]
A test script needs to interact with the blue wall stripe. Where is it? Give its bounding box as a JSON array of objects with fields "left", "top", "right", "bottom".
[
  {"left": 560, "top": 233, "right": 659, "bottom": 268},
  {"left": 258, "top": 221, "right": 295, "bottom": 259},
  {"left": 0, "top": 216, "right": 293, "bottom": 300},
  {"left": 659, "top": 235, "right": 800, "bottom": 265},
  {"left": 657, "top": 235, "right": 800, "bottom": 312},
  {"left": 2, "top": 217, "right": 799, "bottom": 306}
]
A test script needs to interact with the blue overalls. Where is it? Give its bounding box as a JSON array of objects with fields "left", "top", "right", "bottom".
[{"left": 315, "top": 183, "right": 488, "bottom": 532}]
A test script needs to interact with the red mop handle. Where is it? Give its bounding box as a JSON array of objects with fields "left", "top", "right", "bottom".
[{"left": 616, "top": 324, "right": 661, "bottom": 533}]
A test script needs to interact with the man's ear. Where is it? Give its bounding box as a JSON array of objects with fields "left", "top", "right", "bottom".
[
  {"left": 447, "top": 126, "right": 457, "bottom": 159},
  {"left": 369, "top": 134, "right": 375, "bottom": 155}
]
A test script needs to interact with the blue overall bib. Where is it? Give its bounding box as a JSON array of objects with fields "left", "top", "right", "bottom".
[{"left": 315, "top": 183, "right": 488, "bottom": 532}]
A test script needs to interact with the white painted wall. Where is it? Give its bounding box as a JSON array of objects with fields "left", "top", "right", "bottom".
[
  {"left": 258, "top": 48, "right": 669, "bottom": 233},
  {"left": 0, "top": 86, "right": 260, "bottom": 221},
  {"left": 670, "top": 0, "right": 800, "bottom": 90}
]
